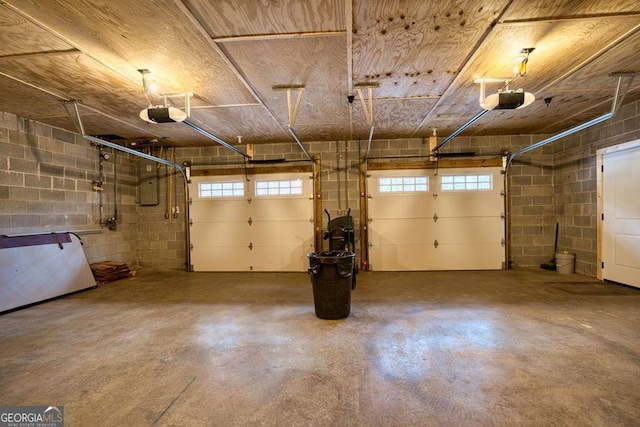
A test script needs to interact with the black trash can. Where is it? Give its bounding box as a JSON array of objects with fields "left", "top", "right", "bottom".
[{"left": 307, "top": 251, "right": 355, "bottom": 319}]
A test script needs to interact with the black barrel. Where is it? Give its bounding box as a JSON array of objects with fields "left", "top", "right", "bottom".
[{"left": 307, "top": 251, "right": 356, "bottom": 319}]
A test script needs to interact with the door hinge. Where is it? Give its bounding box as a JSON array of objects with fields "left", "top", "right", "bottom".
[
  {"left": 601, "top": 165, "right": 604, "bottom": 173},
  {"left": 601, "top": 213, "right": 604, "bottom": 220},
  {"left": 501, "top": 238, "right": 506, "bottom": 247},
  {"left": 188, "top": 219, "right": 193, "bottom": 226},
  {"left": 501, "top": 213, "right": 506, "bottom": 221},
  {"left": 189, "top": 243, "right": 194, "bottom": 251},
  {"left": 601, "top": 261, "right": 604, "bottom": 269},
  {"left": 188, "top": 198, "right": 193, "bottom": 205}
]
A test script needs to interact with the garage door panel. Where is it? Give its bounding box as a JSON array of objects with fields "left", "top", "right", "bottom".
[
  {"left": 252, "top": 220, "right": 312, "bottom": 245},
  {"left": 191, "top": 223, "right": 250, "bottom": 245},
  {"left": 251, "top": 199, "right": 312, "bottom": 220},
  {"left": 434, "top": 218, "right": 504, "bottom": 243},
  {"left": 435, "top": 193, "right": 504, "bottom": 217},
  {"left": 369, "top": 244, "right": 437, "bottom": 271},
  {"left": 367, "top": 167, "right": 504, "bottom": 271},
  {"left": 190, "top": 200, "right": 249, "bottom": 222},
  {"left": 432, "top": 243, "right": 505, "bottom": 270},
  {"left": 251, "top": 242, "right": 313, "bottom": 272},
  {"left": 369, "top": 219, "right": 435, "bottom": 244},
  {"left": 189, "top": 172, "right": 313, "bottom": 272},
  {"left": 191, "top": 246, "right": 250, "bottom": 271},
  {"left": 369, "top": 196, "right": 432, "bottom": 218}
]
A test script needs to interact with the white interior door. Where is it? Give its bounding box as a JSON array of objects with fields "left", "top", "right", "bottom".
[
  {"left": 189, "top": 173, "right": 313, "bottom": 272},
  {"left": 368, "top": 167, "right": 504, "bottom": 271},
  {"left": 602, "top": 143, "right": 640, "bottom": 288}
]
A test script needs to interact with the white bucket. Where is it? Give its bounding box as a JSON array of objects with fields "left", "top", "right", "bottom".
[{"left": 555, "top": 252, "right": 575, "bottom": 274}]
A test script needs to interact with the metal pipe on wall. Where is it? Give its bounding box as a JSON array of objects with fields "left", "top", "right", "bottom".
[{"left": 72, "top": 103, "right": 193, "bottom": 271}]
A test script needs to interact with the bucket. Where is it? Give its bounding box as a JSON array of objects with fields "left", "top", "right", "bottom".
[{"left": 555, "top": 252, "right": 575, "bottom": 274}]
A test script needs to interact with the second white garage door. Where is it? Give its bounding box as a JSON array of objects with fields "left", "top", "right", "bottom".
[
  {"left": 368, "top": 167, "right": 505, "bottom": 271},
  {"left": 189, "top": 172, "right": 314, "bottom": 272}
]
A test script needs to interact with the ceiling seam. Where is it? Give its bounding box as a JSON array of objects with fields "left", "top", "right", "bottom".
[
  {"left": 213, "top": 31, "right": 345, "bottom": 43},
  {"left": 170, "top": 0, "right": 287, "bottom": 136},
  {"left": 2, "top": 2, "right": 140, "bottom": 88},
  {"left": 409, "top": 0, "right": 517, "bottom": 137}
]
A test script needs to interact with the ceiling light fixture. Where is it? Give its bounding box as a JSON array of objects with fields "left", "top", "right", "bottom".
[
  {"left": 138, "top": 69, "right": 160, "bottom": 94},
  {"left": 513, "top": 47, "right": 535, "bottom": 77},
  {"left": 475, "top": 47, "right": 536, "bottom": 110}
]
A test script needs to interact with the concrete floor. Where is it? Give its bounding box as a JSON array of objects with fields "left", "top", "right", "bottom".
[{"left": 1, "top": 269, "right": 639, "bottom": 426}]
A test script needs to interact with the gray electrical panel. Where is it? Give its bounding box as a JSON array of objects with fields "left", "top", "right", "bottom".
[{"left": 139, "top": 159, "right": 159, "bottom": 206}]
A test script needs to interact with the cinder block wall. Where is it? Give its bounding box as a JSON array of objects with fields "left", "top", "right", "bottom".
[
  {"left": 0, "top": 112, "right": 138, "bottom": 266},
  {"left": 553, "top": 99, "right": 640, "bottom": 276},
  {"left": 4, "top": 99, "right": 638, "bottom": 275}
]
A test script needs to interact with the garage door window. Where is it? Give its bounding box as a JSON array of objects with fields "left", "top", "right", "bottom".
[
  {"left": 198, "top": 181, "right": 245, "bottom": 198},
  {"left": 255, "top": 179, "right": 303, "bottom": 196},
  {"left": 379, "top": 176, "right": 429, "bottom": 193},
  {"left": 441, "top": 174, "right": 492, "bottom": 191}
]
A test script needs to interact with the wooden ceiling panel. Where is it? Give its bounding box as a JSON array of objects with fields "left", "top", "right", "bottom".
[
  {"left": 503, "top": 0, "right": 640, "bottom": 21},
  {"left": 222, "top": 36, "right": 349, "bottom": 131},
  {"left": 3, "top": 0, "right": 256, "bottom": 106},
  {"left": 0, "top": 1, "right": 638, "bottom": 146},
  {"left": 190, "top": 106, "right": 289, "bottom": 145},
  {"left": 0, "top": 7, "right": 72, "bottom": 56},
  {"left": 0, "top": 74, "right": 69, "bottom": 118},
  {"left": 418, "top": 16, "right": 640, "bottom": 135},
  {"left": 184, "top": 0, "right": 345, "bottom": 37},
  {"left": 350, "top": 98, "right": 439, "bottom": 139},
  {"left": 353, "top": 0, "right": 511, "bottom": 98}
]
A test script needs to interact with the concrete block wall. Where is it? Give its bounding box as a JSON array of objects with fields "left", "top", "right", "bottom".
[
  {"left": 7, "top": 99, "right": 637, "bottom": 276},
  {"left": 552, "top": 99, "right": 640, "bottom": 276},
  {"left": 135, "top": 151, "right": 187, "bottom": 270},
  {"left": 0, "top": 112, "right": 138, "bottom": 266}
]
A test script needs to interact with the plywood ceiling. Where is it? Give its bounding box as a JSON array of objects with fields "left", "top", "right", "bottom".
[{"left": 0, "top": 0, "right": 639, "bottom": 149}]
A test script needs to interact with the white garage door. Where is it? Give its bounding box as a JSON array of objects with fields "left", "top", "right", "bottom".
[
  {"left": 189, "top": 172, "right": 313, "bottom": 272},
  {"left": 602, "top": 143, "right": 640, "bottom": 288},
  {"left": 368, "top": 167, "right": 505, "bottom": 271}
]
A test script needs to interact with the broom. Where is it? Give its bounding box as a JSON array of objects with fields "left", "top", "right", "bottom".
[{"left": 540, "top": 223, "right": 559, "bottom": 270}]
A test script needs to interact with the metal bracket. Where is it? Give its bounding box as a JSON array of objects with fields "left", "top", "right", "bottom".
[
  {"left": 248, "top": 217, "right": 252, "bottom": 226},
  {"left": 248, "top": 242, "right": 253, "bottom": 250},
  {"left": 432, "top": 193, "right": 438, "bottom": 199},
  {"left": 433, "top": 213, "right": 438, "bottom": 222},
  {"left": 434, "top": 239, "right": 439, "bottom": 248},
  {"left": 247, "top": 197, "right": 252, "bottom": 204}
]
